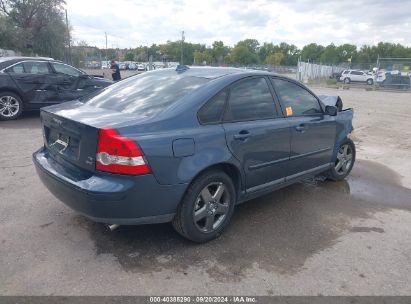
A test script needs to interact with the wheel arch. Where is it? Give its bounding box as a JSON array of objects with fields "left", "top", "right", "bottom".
[
  {"left": 185, "top": 162, "right": 244, "bottom": 202},
  {"left": 0, "top": 88, "right": 25, "bottom": 104}
]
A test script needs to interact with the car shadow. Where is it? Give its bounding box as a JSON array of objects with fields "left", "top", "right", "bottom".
[
  {"left": 0, "top": 111, "right": 40, "bottom": 129},
  {"left": 80, "top": 160, "right": 411, "bottom": 281}
]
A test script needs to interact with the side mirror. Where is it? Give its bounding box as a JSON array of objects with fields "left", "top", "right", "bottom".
[
  {"left": 325, "top": 105, "right": 338, "bottom": 116},
  {"left": 79, "top": 74, "right": 90, "bottom": 79}
]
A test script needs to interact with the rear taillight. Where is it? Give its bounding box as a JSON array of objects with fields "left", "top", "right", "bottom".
[{"left": 96, "top": 128, "right": 151, "bottom": 175}]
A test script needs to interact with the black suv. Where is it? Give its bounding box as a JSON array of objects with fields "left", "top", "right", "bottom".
[{"left": 0, "top": 57, "right": 113, "bottom": 120}]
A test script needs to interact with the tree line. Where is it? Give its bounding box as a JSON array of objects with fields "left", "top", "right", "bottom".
[
  {"left": 101, "top": 40, "right": 411, "bottom": 69},
  {"left": 1, "top": 0, "right": 411, "bottom": 68}
]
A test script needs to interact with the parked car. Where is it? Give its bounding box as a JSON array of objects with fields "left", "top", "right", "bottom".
[
  {"left": 33, "top": 67, "right": 355, "bottom": 243},
  {"left": 330, "top": 71, "right": 343, "bottom": 80},
  {"left": 101, "top": 61, "right": 110, "bottom": 69},
  {"left": 340, "top": 69, "right": 374, "bottom": 85},
  {"left": 380, "top": 74, "right": 411, "bottom": 89},
  {"left": 128, "top": 63, "right": 137, "bottom": 70},
  {"left": 0, "top": 57, "right": 113, "bottom": 120},
  {"left": 137, "top": 64, "right": 146, "bottom": 71},
  {"left": 118, "top": 62, "right": 128, "bottom": 70}
]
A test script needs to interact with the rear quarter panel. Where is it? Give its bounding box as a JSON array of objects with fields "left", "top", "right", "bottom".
[{"left": 125, "top": 124, "right": 241, "bottom": 186}]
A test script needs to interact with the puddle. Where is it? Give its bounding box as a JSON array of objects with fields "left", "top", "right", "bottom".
[{"left": 82, "top": 160, "right": 411, "bottom": 281}]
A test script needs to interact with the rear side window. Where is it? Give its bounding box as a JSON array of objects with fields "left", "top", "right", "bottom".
[
  {"left": 224, "top": 77, "right": 276, "bottom": 122},
  {"left": 272, "top": 78, "right": 322, "bottom": 116},
  {"left": 85, "top": 71, "right": 209, "bottom": 117},
  {"left": 198, "top": 90, "right": 227, "bottom": 124},
  {"left": 351, "top": 71, "right": 363, "bottom": 75},
  {"left": 5, "top": 63, "right": 25, "bottom": 73},
  {"left": 22, "top": 62, "right": 51, "bottom": 74}
]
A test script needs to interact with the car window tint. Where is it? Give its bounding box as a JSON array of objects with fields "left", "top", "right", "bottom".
[
  {"left": 22, "top": 62, "right": 50, "bottom": 74},
  {"left": 85, "top": 71, "right": 209, "bottom": 117},
  {"left": 272, "top": 78, "right": 322, "bottom": 116},
  {"left": 52, "top": 63, "right": 82, "bottom": 77},
  {"left": 351, "top": 71, "right": 362, "bottom": 75},
  {"left": 198, "top": 90, "right": 227, "bottom": 124},
  {"left": 6, "top": 63, "right": 25, "bottom": 73},
  {"left": 225, "top": 77, "right": 276, "bottom": 122}
]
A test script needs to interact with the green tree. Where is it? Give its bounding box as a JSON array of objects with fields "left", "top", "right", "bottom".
[
  {"left": 124, "top": 52, "right": 134, "bottom": 61},
  {"left": 336, "top": 43, "right": 357, "bottom": 63},
  {"left": 236, "top": 39, "right": 260, "bottom": 53},
  {"left": 211, "top": 40, "right": 229, "bottom": 65},
  {"left": 259, "top": 42, "right": 280, "bottom": 63},
  {"left": 194, "top": 50, "right": 213, "bottom": 65},
  {"left": 0, "top": 0, "right": 68, "bottom": 59},
  {"left": 265, "top": 52, "right": 284, "bottom": 65},
  {"left": 320, "top": 44, "right": 339, "bottom": 65},
  {"left": 301, "top": 43, "right": 324, "bottom": 62},
  {"left": 231, "top": 45, "right": 258, "bottom": 65}
]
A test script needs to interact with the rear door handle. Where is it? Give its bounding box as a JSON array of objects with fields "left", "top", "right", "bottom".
[
  {"left": 233, "top": 130, "right": 251, "bottom": 140},
  {"left": 295, "top": 124, "right": 308, "bottom": 132}
]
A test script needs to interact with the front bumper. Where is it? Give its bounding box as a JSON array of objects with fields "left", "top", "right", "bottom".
[{"left": 33, "top": 147, "right": 187, "bottom": 225}]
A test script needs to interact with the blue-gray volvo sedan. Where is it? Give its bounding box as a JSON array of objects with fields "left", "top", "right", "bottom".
[{"left": 33, "top": 66, "right": 355, "bottom": 242}]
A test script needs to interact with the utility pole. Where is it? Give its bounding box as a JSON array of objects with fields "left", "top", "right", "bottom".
[
  {"left": 180, "top": 31, "right": 185, "bottom": 65},
  {"left": 65, "top": 9, "right": 71, "bottom": 64},
  {"left": 105, "top": 32, "right": 108, "bottom": 62}
]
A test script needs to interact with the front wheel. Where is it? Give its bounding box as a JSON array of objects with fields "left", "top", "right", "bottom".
[
  {"left": 172, "top": 170, "right": 236, "bottom": 243},
  {"left": 327, "top": 138, "right": 356, "bottom": 181},
  {"left": 0, "top": 92, "right": 23, "bottom": 121},
  {"left": 344, "top": 78, "right": 351, "bottom": 84},
  {"left": 366, "top": 79, "right": 374, "bottom": 85}
]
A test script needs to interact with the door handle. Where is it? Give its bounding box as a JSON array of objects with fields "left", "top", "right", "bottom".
[
  {"left": 295, "top": 124, "right": 308, "bottom": 132},
  {"left": 233, "top": 130, "right": 251, "bottom": 140}
]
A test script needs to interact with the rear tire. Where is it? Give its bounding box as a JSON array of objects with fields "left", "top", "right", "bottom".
[
  {"left": 327, "top": 138, "right": 356, "bottom": 181},
  {"left": 172, "top": 170, "right": 236, "bottom": 243},
  {"left": 0, "top": 91, "right": 23, "bottom": 121}
]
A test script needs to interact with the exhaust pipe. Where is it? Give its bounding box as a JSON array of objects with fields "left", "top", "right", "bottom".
[{"left": 107, "top": 224, "right": 120, "bottom": 231}]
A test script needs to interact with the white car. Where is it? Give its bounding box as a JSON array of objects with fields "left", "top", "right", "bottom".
[{"left": 340, "top": 70, "right": 374, "bottom": 85}]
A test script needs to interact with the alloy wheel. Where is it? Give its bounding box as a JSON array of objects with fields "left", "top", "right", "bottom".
[
  {"left": 0, "top": 96, "right": 20, "bottom": 118},
  {"left": 335, "top": 144, "right": 353, "bottom": 175},
  {"left": 193, "top": 182, "right": 230, "bottom": 233}
]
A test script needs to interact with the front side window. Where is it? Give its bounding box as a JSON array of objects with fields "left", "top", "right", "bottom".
[
  {"left": 52, "top": 63, "right": 82, "bottom": 77},
  {"left": 272, "top": 78, "right": 322, "bottom": 116},
  {"left": 198, "top": 90, "right": 227, "bottom": 124},
  {"left": 224, "top": 77, "right": 276, "bottom": 122},
  {"left": 22, "top": 62, "right": 50, "bottom": 74}
]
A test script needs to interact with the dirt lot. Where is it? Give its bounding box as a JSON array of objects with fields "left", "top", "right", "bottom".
[{"left": 0, "top": 87, "right": 410, "bottom": 295}]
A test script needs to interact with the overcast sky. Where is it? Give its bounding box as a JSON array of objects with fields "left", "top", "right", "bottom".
[{"left": 66, "top": 0, "right": 411, "bottom": 48}]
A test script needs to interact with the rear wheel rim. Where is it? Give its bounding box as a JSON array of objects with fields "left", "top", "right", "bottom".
[
  {"left": 0, "top": 96, "right": 19, "bottom": 117},
  {"left": 193, "top": 182, "right": 230, "bottom": 233},
  {"left": 335, "top": 144, "right": 353, "bottom": 175}
]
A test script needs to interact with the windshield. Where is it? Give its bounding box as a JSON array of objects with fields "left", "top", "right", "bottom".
[{"left": 85, "top": 70, "right": 209, "bottom": 117}]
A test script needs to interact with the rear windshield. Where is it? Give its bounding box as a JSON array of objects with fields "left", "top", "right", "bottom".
[{"left": 84, "top": 70, "right": 209, "bottom": 117}]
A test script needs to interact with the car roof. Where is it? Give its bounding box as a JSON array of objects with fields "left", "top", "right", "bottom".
[
  {"left": 0, "top": 56, "right": 61, "bottom": 70},
  {"left": 152, "top": 66, "right": 271, "bottom": 79},
  {"left": 0, "top": 56, "right": 54, "bottom": 63}
]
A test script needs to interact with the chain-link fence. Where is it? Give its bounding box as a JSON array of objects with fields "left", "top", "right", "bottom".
[{"left": 296, "top": 60, "right": 345, "bottom": 83}]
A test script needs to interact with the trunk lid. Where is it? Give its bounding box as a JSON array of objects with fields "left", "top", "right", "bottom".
[{"left": 41, "top": 100, "right": 150, "bottom": 172}]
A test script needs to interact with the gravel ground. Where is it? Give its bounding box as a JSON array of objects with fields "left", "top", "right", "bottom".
[{"left": 0, "top": 87, "right": 410, "bottom": 295}]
